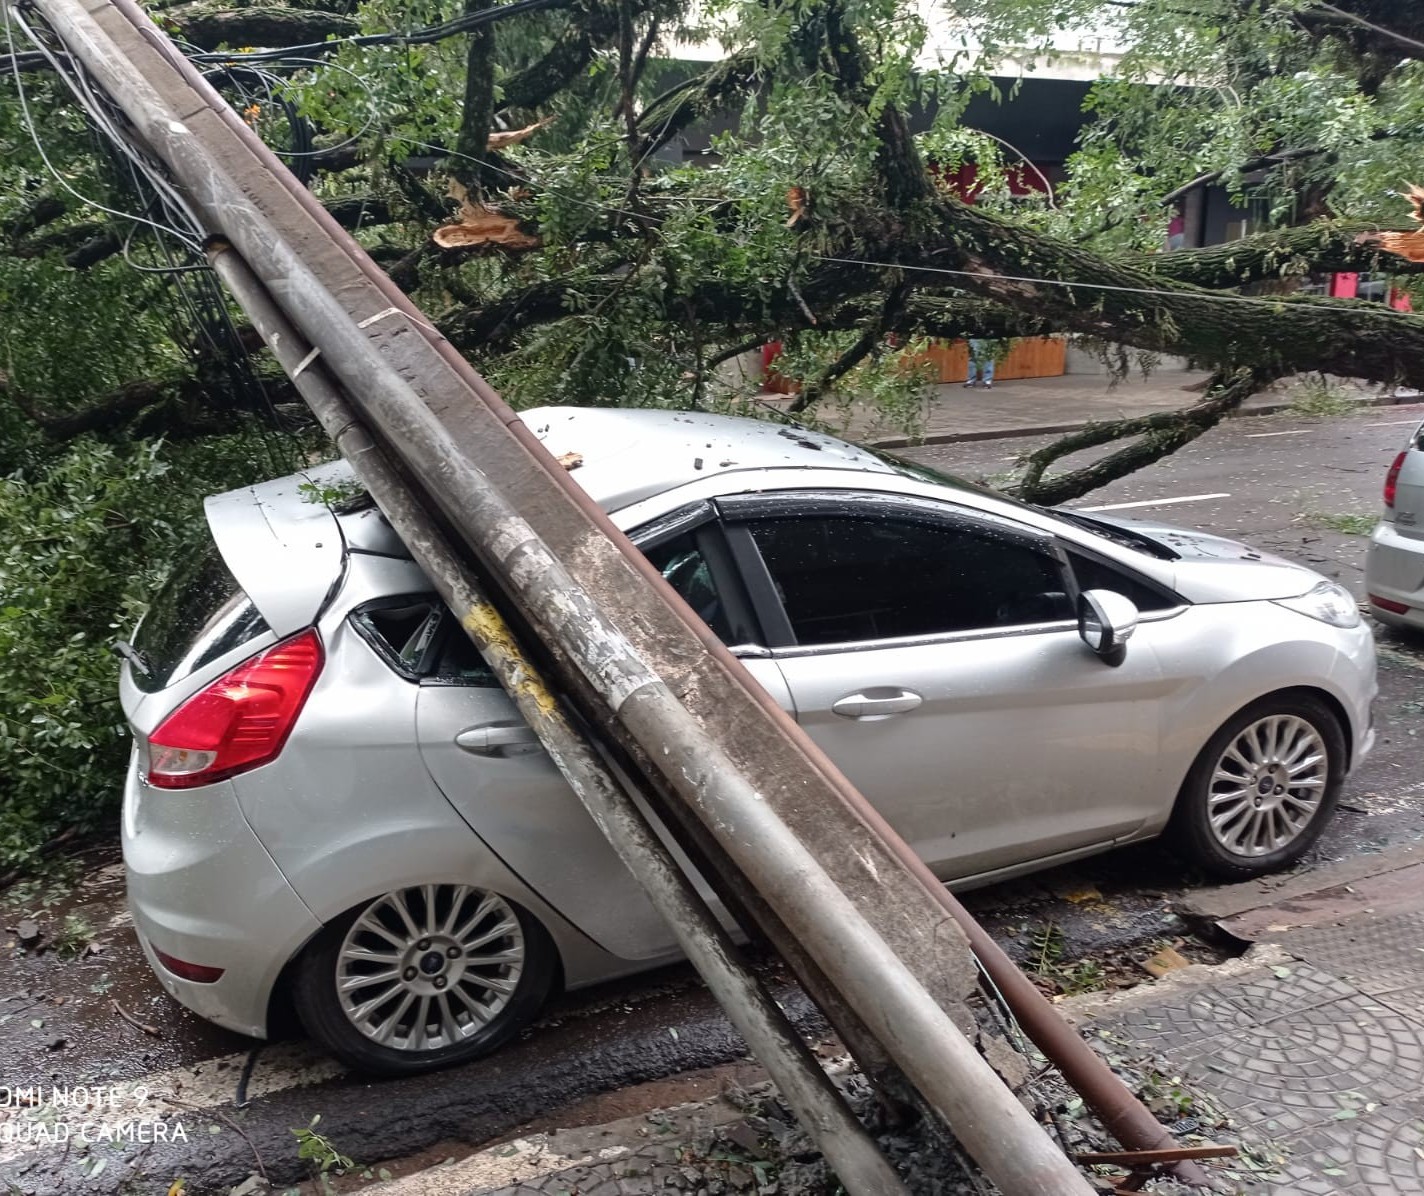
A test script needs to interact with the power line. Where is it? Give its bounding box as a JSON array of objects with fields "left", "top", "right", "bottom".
[
  {"left": 808, "top": 255, "right": 1363, "bottom": 308},
  {"left": 4, "top": 5, "right": 205, "bottom": 249}
]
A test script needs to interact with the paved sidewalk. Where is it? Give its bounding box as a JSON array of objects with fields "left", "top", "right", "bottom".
[
  {"left": 1076, "top": 845, "right": 1424, "bottom": 1194},
  {"left": 760, "top": 371, "right": 1415, "bottom": 448},
  {"left": 352, "top": 848, "right": 1424, "bottom": 1196}
]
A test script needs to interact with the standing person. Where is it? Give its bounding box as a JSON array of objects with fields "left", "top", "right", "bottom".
[
  {"left": 1166, "top": 204, "right": 1186, "bottom": 251},
  {"left": 965, "top": 338, "right": 998, "bottom": 389}
]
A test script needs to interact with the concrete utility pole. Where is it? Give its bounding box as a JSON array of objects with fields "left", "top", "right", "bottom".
[
  {"left": 13, "top": 0, "right": 1164, "bottom": 1189},
  {"left": 209, "top": 242, "right": 911, "bottom": 1196}
]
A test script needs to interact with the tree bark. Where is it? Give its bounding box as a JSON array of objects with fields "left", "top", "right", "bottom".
[
  {"left": 1127, "top": 221, "right": 1419, "bottom": 289},
  {"left": 872, "top": 195, "right": 1424, "bottom": 388},
  {"left": 635, "top": 53, "right": 762, "bottom": 159},
  {"left": 5, "top": 193, "right": 67, "bottom": 244},
  {"left": 2, "top": 375, "right": 199, "bottom": 438},
  {"left": 163, "top": 3, "right": 359, "bottom": 49},
  {"left": 500, "top": 21, "right": 594, "bottom": 110},
  {"left": 453, "top": 0, "right": 498, "bottom": 195}
]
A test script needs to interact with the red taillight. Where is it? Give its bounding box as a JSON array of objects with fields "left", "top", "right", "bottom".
[
  {"left": 146, "top": 629, "right": 323, "bottom": 789},
  {"left": 1369, "top": 593, "right": 1410, "bottom": 615},
  {"left": 1384, "top": 451, "right": 1407, "bottom": 508},
  {"left": 152, "top": 948, "right": 225, "bottom": 984}
]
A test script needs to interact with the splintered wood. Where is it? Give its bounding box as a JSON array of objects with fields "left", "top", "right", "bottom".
[
  {"left": 1362, "top": 184, "right": 1424, "bottom": 263},
  {"left": 434, "top": 180, "right": 541, "bottom": 250}
]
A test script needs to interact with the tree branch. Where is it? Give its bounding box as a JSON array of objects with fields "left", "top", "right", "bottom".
[
  {"left": 322, "top": 194, "right": 395, "bottom": 231},
  {"left": 789, "top": 277, "right": 911, "bottom": 412},
  {"left": 872, "top": 194, "right": 1424, "bottom": 389},
  {"left": 635, "top": 52, "right": 761, "bottom": 158},
  {"left": 162, "top": 3, "right": 359, "bottom": 50},
  {"left": 1, "top": 374, "right": 199, "bottom": 438},
  {"left": 5, "top": 193, "right": 67, "bottom": 244},
  {"left": 1129, "top": 221, "right": 1421, "bottom": 289},
  {"left": 499, "top": 20, "right": 594, "bottom": 110},
  {"left": 1009, "top": 366, "right": 1280, "bottom": 506},
  {"left": 453, "top": 0, "right": 498, "bottom": 195}
]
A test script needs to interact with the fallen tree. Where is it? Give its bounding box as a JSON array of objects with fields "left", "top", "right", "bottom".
[{"left": 4, "top": 0, "right": 1424, "bottom": 502}]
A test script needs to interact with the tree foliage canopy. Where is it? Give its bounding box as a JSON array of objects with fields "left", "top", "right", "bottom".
[{"left": 5, "top": 0, "right": 1424, "bottom": 458}]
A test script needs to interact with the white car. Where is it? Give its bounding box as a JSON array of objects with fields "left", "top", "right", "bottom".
[
  {"left": 1367, "top": 416, "right": 1424, "bottom": 632},
  {"left": 119, "top": 407, "right": 1376, "bottom": 1074}
]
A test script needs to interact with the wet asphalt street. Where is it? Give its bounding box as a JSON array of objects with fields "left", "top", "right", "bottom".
[{"left": 2, "top": 403, "right": 1423, "bottom": 1195}]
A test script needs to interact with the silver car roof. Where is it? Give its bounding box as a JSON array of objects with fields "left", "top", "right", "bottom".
[
  {"left": 206, "top": 410, "right": 894, "bottom": 636},
  {"left": 520, "top": 406, "right": 897, "bottom": 510}
]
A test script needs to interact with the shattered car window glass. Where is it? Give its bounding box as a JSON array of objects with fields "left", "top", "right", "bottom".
[{"left": 644, "top": 533, "right": 732, "bottom": 641}]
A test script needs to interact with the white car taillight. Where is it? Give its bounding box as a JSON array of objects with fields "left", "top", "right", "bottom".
[{"left": 146, "top": 630, "right": 323, "bottom": 789}]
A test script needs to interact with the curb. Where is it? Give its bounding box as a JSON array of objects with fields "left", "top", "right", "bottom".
[{"left": 866, "top": 392, "right": 1416, "bottom": 451}]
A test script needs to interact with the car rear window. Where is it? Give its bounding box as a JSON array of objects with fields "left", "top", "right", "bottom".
[{"left": 131, "top": 543, "right": 270, "bottom": 693}]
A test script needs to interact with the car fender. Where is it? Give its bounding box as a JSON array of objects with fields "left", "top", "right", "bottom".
[
  {"left": 1144, "top": 626, "right": 1369, "bottom": 836},
  {"left": 271, "top": 809, "right": 636, "bottom": 991}
]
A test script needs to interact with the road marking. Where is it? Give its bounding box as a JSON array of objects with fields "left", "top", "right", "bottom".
[
  {"left": 1079, "top": 492, "right": 1230, "bottom": 513},
  {"left": 1367, "top": 419, "right": 1424, "bottom": 427},
  {"left": 1245, "top": 429, "right": 1310, "bottom": 438}
]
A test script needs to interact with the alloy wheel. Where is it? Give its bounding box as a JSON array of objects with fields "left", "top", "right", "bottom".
[
  {"left": 1205, "top": 714, "right": 1329, "bottom": 858},
  {"left": 335, "top": 885, "right": 525, "bottom": 1051}
]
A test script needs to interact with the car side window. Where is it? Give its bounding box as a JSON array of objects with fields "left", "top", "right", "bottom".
[
  {"left": 643, "top": 531, "right": 733, "bottom": 642},
  {"left": 428, "top": 620, "right": 498, "bottom": 686},
  {"left": 1069, "top": 553, "right": 1178, "bottom": 613},
  {"left": 351, "top": 598, "right": 496, "bottom": 686},
  {"left": 745, "top": 514, "right": 1072, "bottom": 646},
  {"left": 352, "top": 599, "right": 442, "bottom": 676}
]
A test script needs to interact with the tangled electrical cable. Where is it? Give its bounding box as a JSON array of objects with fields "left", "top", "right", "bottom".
[{"left": 4, "top": 2, "right": 303, "bottom": 473}]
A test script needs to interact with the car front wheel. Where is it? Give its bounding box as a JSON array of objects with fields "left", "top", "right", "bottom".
[
  {"left": 1170, "top": 694, "right": 1346, "bottom": 881},
  {"left": 292, "top": 884, "right": 556, "bottom": 1076}
]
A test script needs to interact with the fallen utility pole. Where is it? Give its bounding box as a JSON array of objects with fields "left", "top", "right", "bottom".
[
  {"left": 210, "top": 242, "right": 909, "bottom": 1196},
  {"left": 20, "top": 0, "right": 1188, "bottom": 1187}
]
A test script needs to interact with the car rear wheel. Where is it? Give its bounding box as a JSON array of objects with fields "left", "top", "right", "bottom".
[
  {"left": 292, "top": 884, "right": 556, "bottom": 1076},
  {"left": 1170, "top": 694, "right": 1345, "bottom": 881}
]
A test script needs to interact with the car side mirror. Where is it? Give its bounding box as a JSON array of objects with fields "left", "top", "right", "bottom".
[{"left": 1078, "top": 589, "right": 1139, "bottom": 667}]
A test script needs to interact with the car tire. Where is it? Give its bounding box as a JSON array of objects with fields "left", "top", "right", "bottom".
[
  {"left": 292, "top": 885, "right": 557, "bottom": 1076},
  {"left": 1169, "top": 693, "right": 1346, "bottom": 881}
]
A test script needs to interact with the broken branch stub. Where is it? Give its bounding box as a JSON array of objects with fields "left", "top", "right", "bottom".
[
  {"left": 486, "top": 115, "right": 554, "bottom": 150},
  {"left": 435, "top": 179, "right": 542, "bottom": 250},
  {"left": 1358, "top": 184, "right": 1424, "bottom": 263}
]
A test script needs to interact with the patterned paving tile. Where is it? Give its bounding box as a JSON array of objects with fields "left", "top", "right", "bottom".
[
  {"left": 1266, "top": 1104, "right": 1424, "bottom": 1195},
  {"left": 1283, "top": 911, "right": 1424, "bottom": 999},
  {"left": 1374, "top": 985, "right": 1424, "bottom": 1027},
  {"left": 1094, "top": 964, "right": 1360, "bottom": 1059},
  {"left": 1181, "top": 996, "right": 1424, "bottom": 1138}
]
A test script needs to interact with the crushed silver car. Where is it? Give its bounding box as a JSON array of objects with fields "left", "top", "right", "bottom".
[{"left": 119, "top": 407, "right": 1377, "bottom": 1074}]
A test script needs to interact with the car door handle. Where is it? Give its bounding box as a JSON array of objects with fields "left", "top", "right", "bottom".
[
  {"left": 831, "top": 688, "right": 923, "bottom": 719},
  {"left": 455, "top": 723, "right": 543, "bottom": 756}
]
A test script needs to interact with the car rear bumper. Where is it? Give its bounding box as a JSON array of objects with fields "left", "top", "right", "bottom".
[
  {"left": 1366, "top": 520, "right": 1424, "bottom": 630},
  {"left": 121, "top": 751, "right": 322, "bottom": 1039}
]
